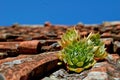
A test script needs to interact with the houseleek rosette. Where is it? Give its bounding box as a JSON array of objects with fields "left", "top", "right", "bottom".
[
  {"left": 58, "top": 28, "right": 108, "bottom": 73},
  {"left": 58, "top": 39, "right": 96, "bottom": 73},
  {"left": 87, "top": 33, "right": 108, "bottom": 60}
]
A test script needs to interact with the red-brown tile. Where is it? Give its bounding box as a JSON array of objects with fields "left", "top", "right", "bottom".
[
  {"left": 18, "top": 40, "right": 41, "bottom": 54},
  {"left": 0, "top": 52, "right": 59, "bottom": 80}
]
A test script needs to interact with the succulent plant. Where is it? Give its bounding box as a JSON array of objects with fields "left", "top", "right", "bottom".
[
  {"left": 58, "top": 38, "right": 96, "bottom": 73},
  {"left": 87, "top": 33, "right": 108, "bottom": 60},
  {"left": 58, "top": 28, "right": 108, "bottom": 73}
]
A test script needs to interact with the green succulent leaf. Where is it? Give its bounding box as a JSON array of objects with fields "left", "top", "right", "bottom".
[
  {"left": 84, "top": 60, "right": 96, "bottom": 69},
  {"left": 67, "top": 66, "right": 84, "bottom": 73},
  {"left": 67, "top": 59, "right": 74, "bottom": 66},
  {"left": 76, "top": 62, "right": 84, "bottom": 67},
  {"left": 72, "top": 57, "right": 78, "bottom": 64}
]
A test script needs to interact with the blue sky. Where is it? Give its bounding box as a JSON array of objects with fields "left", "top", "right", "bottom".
[{"left": 0, "top": 0, "right": 120, "bottom": 26}]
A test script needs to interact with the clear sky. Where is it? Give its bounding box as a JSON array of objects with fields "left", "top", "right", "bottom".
[{"left": 0, "top": 0, "right": 120, "bottom": 26}]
